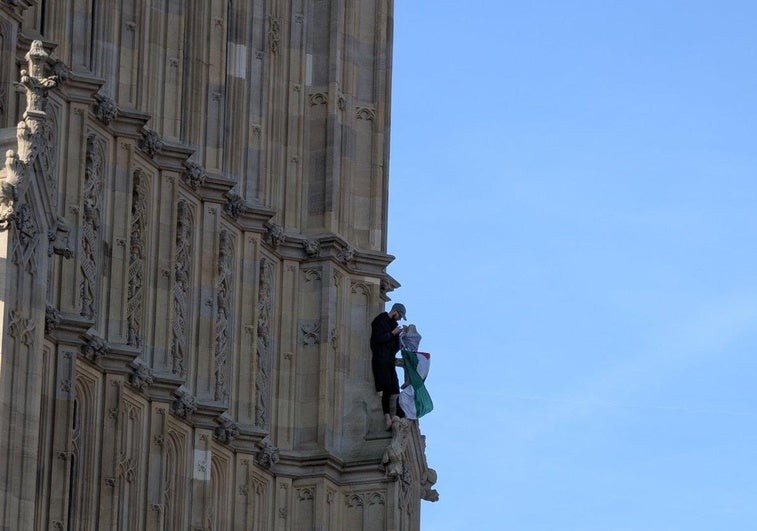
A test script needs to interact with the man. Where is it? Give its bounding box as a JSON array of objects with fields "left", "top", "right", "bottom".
[{"left": 370, "top": 303, "right": 406, "bottom": 430}]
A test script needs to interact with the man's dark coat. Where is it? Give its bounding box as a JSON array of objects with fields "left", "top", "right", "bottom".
[{"left": 370, "top": 312, "right": 400, "bottom": 394}]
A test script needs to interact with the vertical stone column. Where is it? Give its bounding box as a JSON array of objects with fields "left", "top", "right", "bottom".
[
  {"left": 275, "top": 259, "right": 298, "bottom": 449},
  {"left": 0, "top": 39, "right": 59, "bottom": 531}
]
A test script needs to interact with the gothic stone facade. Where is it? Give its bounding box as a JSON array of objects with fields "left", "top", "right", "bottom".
[{"left": 0, "top": 1, "right": 437, "bottom": 530}]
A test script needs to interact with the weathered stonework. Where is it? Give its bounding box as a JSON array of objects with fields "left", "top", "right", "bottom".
[{"left": 0, "top": 2, "right": 436, "bottom": 530}]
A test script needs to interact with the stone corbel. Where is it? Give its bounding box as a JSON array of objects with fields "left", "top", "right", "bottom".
[
  {"left": 421, "top": 467, "right": 439, "bottom": 502},
  {"left": 94, "top": 93, "right": 119, "bottom": 125},
  {"left": 382, "top": 417, "right": 410, "bottom": 479},
  {"left": 45, "top": 305, "right": 61, "bottom": 334},
  {"left": 181, "top": 160, "right": 206, "bottom": 190},
  {"left": 255, "top": 435, "right": 280, "bottom": 469},
  {"left": 264, "top": 221, "right": 286, "bottom": 249},
  {"left": 214, "top": 412, "right": 240, "bottom": 444},
  {"left": 223, "top": 190, "right": 245, "bottom": 219},
  {"left": 128, "top": 359, "right": 154, "bottom": 391},
  {"left": 138, "top": 127, "right": 163, "bottom": 157},
  {"left": 80, "top": 329, "right": 110, "bottom": 362},
  {"left": 337, "top": 245, "right": 356, "bottom": 268},
  {"left": 303, "top": 238, "right": 321, "bottom": 257},
  {"left": 171, "top": 386, "right": 197, "bottom": 419}
]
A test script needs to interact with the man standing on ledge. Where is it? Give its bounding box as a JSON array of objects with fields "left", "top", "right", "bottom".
[{"left": 371, "top": 303, "right": 407, "bottom": 430}]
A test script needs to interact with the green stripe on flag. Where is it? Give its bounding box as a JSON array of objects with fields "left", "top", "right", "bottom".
[{"left": 401, "top": 350, "right": 434, "bottom": 418}]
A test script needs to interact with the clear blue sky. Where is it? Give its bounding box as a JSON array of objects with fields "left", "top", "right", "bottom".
[{"left": 386, "top": 2, "right": 757, "bottom": 530}]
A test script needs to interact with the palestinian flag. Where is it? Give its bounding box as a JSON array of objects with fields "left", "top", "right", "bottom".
[{"left": 398, "top": 350, "right": 433, "bottom": 419}]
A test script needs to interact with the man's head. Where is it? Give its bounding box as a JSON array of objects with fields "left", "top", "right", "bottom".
[{"left": 389, "top": 303, "right": 407, "bottom": 321}]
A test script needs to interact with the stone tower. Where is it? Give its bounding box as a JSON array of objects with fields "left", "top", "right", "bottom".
[{"left": 0, "top": 1, "right": 437, "bottom": 530}]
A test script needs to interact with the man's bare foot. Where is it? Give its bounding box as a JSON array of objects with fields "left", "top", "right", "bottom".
[{"left": 384, "top": 413, "right": 393, "bottom": 431}]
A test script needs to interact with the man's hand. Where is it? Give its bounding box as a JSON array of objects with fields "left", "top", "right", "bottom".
[{"left": 392, "top": 326, "right": 402, "bottom": 335}]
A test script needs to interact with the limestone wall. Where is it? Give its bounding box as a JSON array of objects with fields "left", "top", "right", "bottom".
[{"left": 0, "top": 1, "right": 436, "bottom": 530}]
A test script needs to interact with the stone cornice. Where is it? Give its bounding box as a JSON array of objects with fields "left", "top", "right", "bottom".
[
  {"left": 55, "top": 69, "right": 104, "bottom": 104},
  {"left": 263, "top": 230, "right": 397, "bottom": 274},
  {"left": 45, "top": 312, "right": 94, "bottom": 345},
  {"left": 220, "top": 193, "right": 277, "bottom": 231},
  {"left": 107, "top": 106, "right": 152, "bottom": 138},
  {"left": 141, "top": 133, "right": 194, "bottom": 173},
  {"left": 188, "top": 171, "right": 236, "bottom": 201},
  {"left": 3, "top": 3, "right": 38, "bottom": 23}
]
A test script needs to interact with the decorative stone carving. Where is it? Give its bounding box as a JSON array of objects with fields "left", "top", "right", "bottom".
[
  {"left": 49, "top": 58, "right": 71, "bottom": 85},
  {"left": 80, "top": 332, "right": 110, "bottom": 362},
  {"left": 302, "top": 267, "right": 321, "bottom": 282},
  {"left": 127, "top": 170, "right": 149, "bottom": 347},
  {"left": 351, "top": 280, "right": 370, "bottom": 297},
  {"left": 171, "top": 387, "right": 197, "bottom": 419},
  {"left": 223, "top": 192, "right": 244, "bottom": 219},
  {"left": 213, "top": 413, "right": 239, "bottom": 444},
  {"left": 380, "top": 277, "right": 391, "bottom": 297},
  {"left": 303, "top": 239, "right": 320, "bottom": 257},
  {"left": 337, "top": 245, "right": 355, "bottom": 265},
  {"left": 182, "top": 161, "right": 206, "bottom": 190},
  {"left": 367, "top": 492, "right": 386, "bottom": 506},
  {"left": 419, "top": 435, "right": 439, "bottom": 501},
  {"left": 49, "top": 216, "right": 73, "bottom": 258},
  {"left": 129, "top": 360, "right": 154, "bottom": 391},
  {"left": 11, "top": 202, "right": 40, "bottom": 275},
  {"left": 382, "top": 417, "right": 410, "bottom": 479},
  {"left": 18, "top": 39, "right": 59, "bottom": 124},
  {"left": 0, "top": 40, "right": 58, "bottom": 230},
  {"left": 214, "top": 230, "right": 233, "bottom": 403},
  {"left": 345, "top": 494, "right": 364, "bottom": 508},
  {"left": 138, "top": 128, "right": 163, "bottom": 157},
  {"left": 94, "top": 94, "right": 119, "bottom": 125},
  {"left": 297, "top": 487, "right": 314, "bottom": 501},
  {"left": 79, "top": 134, "right": 105, "bottom": 319},
  {"left": 299, "top": 319, "right": 321, "bottom": 346},
  {"left": 171, "top": 200, "right": 192, "bottom": 376},
  {"left": 268, "top": 16, "right": 280, "bottom": 54},
  {"left": 38, "top": 105, "right": 59, "bottom": 208},
  {"left": 8, "top": 310, "right": 35, "bottom": 348},
  {"left": 255, "top": 258, "right": 274, "bottom": 427},
  {"left": 355, "top": 106, "right": 376, "bottom": 121},
  {"left": 45, "top": 305, "right": 61, "bottom": 334},
  {"left": 264, "top": 222, "right": 285, "bottom": 249},
  {"left": 0, "top": 162, "right": 20, "bottom": 230},
  {"left": 329, "top": 327, "right": 338, "bottom": 352},
  {"left": 309, "top": 92, "right": 328, "bottom": 106},
  {"left": 421, "top": 468, "right": 439, "bottom": 502},
  {"left": 255, "top": 435, "right": 279, "bottom": 469}
]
